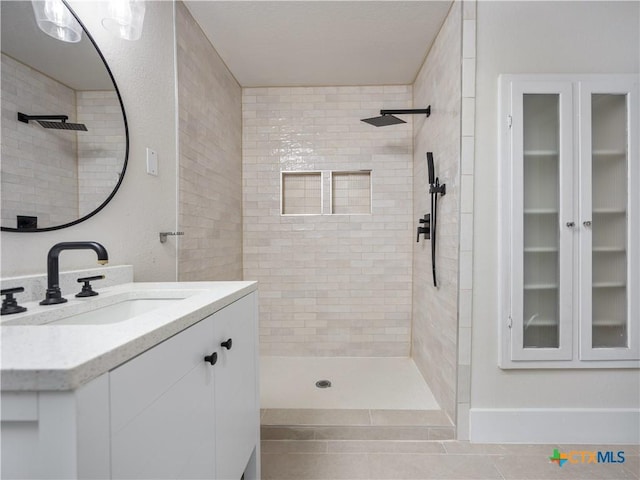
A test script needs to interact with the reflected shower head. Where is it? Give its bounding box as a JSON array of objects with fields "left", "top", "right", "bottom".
[
  {"left": 18, "top": 112, "right": 88, "bottom": 131},
  {"left": 361, "top": 106, "right": 431, "bottom": 127}
]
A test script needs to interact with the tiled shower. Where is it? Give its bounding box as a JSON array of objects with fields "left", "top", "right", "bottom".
[
  {"left": 242, "top": 85, "right": 414, "bottom": 357},
  {"left": 176, "top": 0, "right": 468, "bottom": 436}
]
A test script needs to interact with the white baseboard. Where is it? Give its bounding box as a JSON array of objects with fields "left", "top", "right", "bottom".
[{"left": 469, "top": 408, "right": 640, "bottom": 444}]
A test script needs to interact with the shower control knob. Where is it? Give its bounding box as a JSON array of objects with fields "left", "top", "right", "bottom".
[
  {"left": 204, "top": 352, "right": 218, "bottom": 366},
  {"left": 583, "top": 220, "right": 592, "bottom": 227},
  {"left": 566, "top": 222, "right": 576, "bottom": 228},
  {"left": 221, "top": 338, "right": 233, "bottom": 350}
]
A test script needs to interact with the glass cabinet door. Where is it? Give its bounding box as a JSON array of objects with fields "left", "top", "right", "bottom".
[
  {"left": 522, "top": 94, "right": 560, "bottom": 349},
  {"left": 508, "top": 81, "right": 574, "bottom": 361},
  {"left": 579, "top": 81, "right": 639, "bottom": 361}
]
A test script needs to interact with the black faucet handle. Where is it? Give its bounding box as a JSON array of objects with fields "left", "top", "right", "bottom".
[
  {"left": 1, "top": 286, "right": 25, "bottom": 296},
  {"left": 76, "top": 275, "right": 105, "bottom": 298},
  {"left": 77, "top": 275, "right": 105, "bottom": 283},
  {"left": 1, "top": 287, "right": 27, "bottom": 315}
]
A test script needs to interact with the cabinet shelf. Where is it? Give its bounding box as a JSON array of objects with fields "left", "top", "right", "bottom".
[
  {"left": 524, "top": 208, "right": 558, "bottom": 214},
  {"left": 593, "top": 246, "right": 626, "bottom": 253},
  {"left": 593, "top": 318, "right": 627, "bottom": 327},
  {"left": 592, "top": 208, "right": 626, "bottom": 214},
  {"left": 524, "top": 150, "right": 559, "bottom": 157},
  {"left": 524, "top": 247, "right": 558, "bottom": 253},
  {"left": 592, "top": 282, "right": 626, "bottom": 288},
  {"left": 592, "top": 149, "right": 626, "bottom": 157},
  {"left": 524, "top": 283, "right": 558, "bottom": 290},
  {"left": 524, "top": 317, "right": 558, "bottom": 328}
]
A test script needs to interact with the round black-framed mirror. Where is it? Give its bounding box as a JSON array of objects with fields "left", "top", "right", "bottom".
[{"left": 1, "top": 0, "right": 129, "bottom": 233}]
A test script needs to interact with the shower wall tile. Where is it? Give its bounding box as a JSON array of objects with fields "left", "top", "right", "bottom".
[
  {"left": 1, "top": 54, "right": 78, "bottom": 228},
  {"left": 457, "top": 0, "right": 477, "bottom": 441},
  {"left": 76, "top": 91, "right": 126, "bottom": 217},
  {"left": 176, "top": 2, "right": 243, "bottom": 281},
  {"left": 412, "top": 0, "right": 462, "bottom": 422},
  {"left": 243, "top": 85, "right": 413, "bottom": 357}
]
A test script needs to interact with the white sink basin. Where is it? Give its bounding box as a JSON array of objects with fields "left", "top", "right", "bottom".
[
  {"left": 48, "top": 298, "right": 183, "bottom": 326},
  {"left": 1, "top": 288, "right": 206, "bottom": 327}
]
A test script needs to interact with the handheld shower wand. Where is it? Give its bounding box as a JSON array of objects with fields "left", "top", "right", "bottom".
[{"left": 416, "top": 152, "right": 446, "bottom": 287}]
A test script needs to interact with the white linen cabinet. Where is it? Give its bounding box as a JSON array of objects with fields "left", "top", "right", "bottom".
[{"left": 499, "top": 75, "right": 639, "bottom": 368}]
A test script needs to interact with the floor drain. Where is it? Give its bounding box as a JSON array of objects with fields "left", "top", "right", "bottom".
[{"left": 315, "top": 379, "right": 332, "bottom": 388}]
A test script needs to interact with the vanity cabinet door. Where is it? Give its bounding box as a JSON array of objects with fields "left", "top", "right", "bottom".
[
  {"left": 110, "top": 317, "right": 216, "bottom": 479},
  {"left": 213, "top": 293, "right": 259, "bottom": 480}
]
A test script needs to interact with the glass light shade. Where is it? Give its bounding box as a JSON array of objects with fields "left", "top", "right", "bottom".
[
  {"left": 102, "top": 0, "right": 145, "bottom": 41},
  {"left": 31, "top": 0, "right": 83, "bottom": 43}
]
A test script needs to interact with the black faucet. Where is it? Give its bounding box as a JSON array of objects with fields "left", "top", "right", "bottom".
[{"left": 40, "top": 242, "right": 109, "bottom": 305}]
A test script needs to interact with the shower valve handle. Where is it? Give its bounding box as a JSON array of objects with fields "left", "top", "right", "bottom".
[{"left": 416, "top": 214, "right": 430, "bottom": 242}]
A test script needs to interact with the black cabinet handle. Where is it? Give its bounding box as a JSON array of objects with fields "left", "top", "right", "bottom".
[
  {"left": 204, "top": 352, "right": 218, "bottom": 365},
  {"left": 221, "top": 338, "right": 233, "bottom": 350}
]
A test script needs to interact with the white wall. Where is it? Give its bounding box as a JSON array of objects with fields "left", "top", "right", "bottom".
[
  {"left": 471, "top": 1, "right": 639, "bottom": 440},
  {"left": 1, "top": 1, "right": 178, "bottom": 282}
]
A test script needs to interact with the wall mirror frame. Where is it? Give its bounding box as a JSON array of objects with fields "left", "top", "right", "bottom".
[{"left": 1, "top": 0, "right": 129, "bottom": 233}]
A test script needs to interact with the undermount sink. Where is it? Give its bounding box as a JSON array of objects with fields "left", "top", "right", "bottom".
[
  {"left": 1, "top": 288, "right": 205, "bottom": 327},
  {"left": 48, "top": 298, "right": 184, "bottom": 326}
]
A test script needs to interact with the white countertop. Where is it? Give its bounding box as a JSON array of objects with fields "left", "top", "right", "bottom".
[{"left": 1, "top": 281, "right": 257, "bottom": 391}]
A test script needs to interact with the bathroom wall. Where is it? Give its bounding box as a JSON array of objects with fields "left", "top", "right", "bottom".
[
  {"left": 243, "top": 86, "right": 414, "bottom": 356},
  {"left": 411, "top": 0, "right": 462, "bottom": 422},
  {"left": 175, "top": 2, "right": 243, "bottom": 281},
  {"left": 1, "top": 1, "right": 178, "bottom": 281},
  {"left": 471, "top": 0, "right": 640, "bottom": 441},
  {"left": 1, "top": 54, "right": 79, "bottom": 228}
]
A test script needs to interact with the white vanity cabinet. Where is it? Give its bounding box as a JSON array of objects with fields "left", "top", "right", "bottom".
[
  {"left": 0, "top": 288, "right": 260, "bottom": 480},
  {"left": 110, "top": 291, "right": 259, "bottom": 480}
]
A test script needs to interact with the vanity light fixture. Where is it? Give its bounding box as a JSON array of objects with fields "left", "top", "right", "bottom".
[
  {"left": 102, "top": 0, "right": 146, "bottom": 41},
  {"left": 31, "top": 0, "right": 82, "bottom": 43}
]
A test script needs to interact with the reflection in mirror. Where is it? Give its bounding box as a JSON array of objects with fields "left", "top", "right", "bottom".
[{"left": 1, "top": 0, "right": 127, "bottom": 231}]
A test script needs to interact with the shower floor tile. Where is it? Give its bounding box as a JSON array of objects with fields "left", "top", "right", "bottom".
[{"left": 260, "top": 356, "right": 440, "bottom": 410}]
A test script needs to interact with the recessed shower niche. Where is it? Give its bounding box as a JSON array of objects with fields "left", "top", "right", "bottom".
[{"left": 280, "top": 170, "right": 372, "bottom": 216}]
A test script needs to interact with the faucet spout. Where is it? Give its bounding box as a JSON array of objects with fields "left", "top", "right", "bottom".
[{"left": 40, "top": 242, "right": 109, "bottom": 305}]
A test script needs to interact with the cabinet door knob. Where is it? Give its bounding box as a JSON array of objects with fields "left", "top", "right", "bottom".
[
  {"left": 204, "top": 352, "right": 218, "bottom": 365},
  {"left": 583, "top": 220, "right": 592, "bottom": 227},
  {"left": 221, "top": 338, "right": 233, "bottom": 350},
  {"left": 566, "top": 222, "right": 575, "bottom": 228}
]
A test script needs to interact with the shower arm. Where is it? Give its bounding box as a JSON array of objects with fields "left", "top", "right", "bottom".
[
  {"left": 18, "top": 113, "right": 70, "bottom": 124},
  {"left": 380, "top": 107, "right": 431, "bottom": 117}
]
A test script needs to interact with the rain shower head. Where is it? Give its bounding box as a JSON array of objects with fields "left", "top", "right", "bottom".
[
  {"left": 18, "top": 112, "right": 88, "bottom": 131},
  {"left": 361, "top": 114, "right": 406, "bottom": 127},
  {"left": 361, "top": 106, "right": 431, "bottom": 127}
]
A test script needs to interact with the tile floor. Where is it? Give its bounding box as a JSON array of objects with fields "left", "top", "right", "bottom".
[
  {"left": 260, "top": 357, "right": 440, "bottom": 410},
  {"left": 261, "top": 441, "right": 640, "bottom": 479}
]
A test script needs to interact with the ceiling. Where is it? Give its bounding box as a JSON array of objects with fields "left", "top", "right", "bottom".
[
  {"left": 184, "top": 1, "right": 453, "bottom": 87},
  {"left": 0, "top": 1, "right": 113, "bottom": 91}
]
